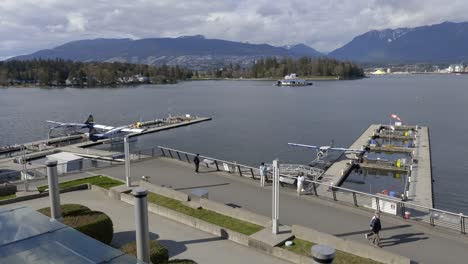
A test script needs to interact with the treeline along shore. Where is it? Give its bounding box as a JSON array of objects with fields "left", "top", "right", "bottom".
[{"left": 0, "top": 57, "right": 364, "bottom": 87}]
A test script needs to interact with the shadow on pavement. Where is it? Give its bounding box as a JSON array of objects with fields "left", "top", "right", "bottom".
[
  {"left": 379, "top": 232, "right": 429, "bottom": 247},
  {"left": 159, "top": 236, "right": 225, "bottom": 257},
  {"left": 112, "top": 231, "right": 159, "bottom": 248},
  {"left": 334, "top": 224, "right": 411, "bottom": 237},
  {"left": 175, "top": 182, "right": 230, "bottom": 191}
]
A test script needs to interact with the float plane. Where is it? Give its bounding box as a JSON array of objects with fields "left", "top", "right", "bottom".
[{"left": 46, "top": 114, "right": 94, "bottom": 129}]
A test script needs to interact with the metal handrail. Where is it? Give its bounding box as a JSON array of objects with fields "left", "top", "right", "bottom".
[{"left": 156, "top": 145, "right": 467, "bottom": 231}]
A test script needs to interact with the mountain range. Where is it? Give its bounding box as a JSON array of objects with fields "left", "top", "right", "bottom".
[
  {"left": 12, "top": 35, "right": 322, "bottom": 70},
  {"left": 10, "top": 21, "right": 468, "bottom": 67},
  {"left": 329, "top": 21, "right": 468, "bottom": 64}
]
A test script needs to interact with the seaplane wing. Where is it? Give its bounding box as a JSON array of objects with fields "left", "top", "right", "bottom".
[
  {"left": 288, "top": 143, "right": 320, "bottom": 149},
  {"left": 121, "top": 128, "right": 145, "bottom": 133},
  {"left": 93, "top": 124, "right": 116, "bottom": 131},
  {"left": 46, "top": 115, "right": 94, "bottom": 129},
  {"left": 46, "top": 120, "right": 87, "bottom": 129},
  {"left": 288, "top": 143, "right": 363, "bottom": 153}
]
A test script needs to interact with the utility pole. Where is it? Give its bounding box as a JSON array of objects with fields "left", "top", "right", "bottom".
[{"left": 272, "top": 159, "right": 280, "bottom": 234}]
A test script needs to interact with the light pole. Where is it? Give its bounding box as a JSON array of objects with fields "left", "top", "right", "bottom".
[
  {"left": 272, "top": 159, "right": 280, "bottom": 234},
  {"left": 21, "top": 145, "right": 28, "bottom": 192},
  {"left": 124, "top": 136, "right": 131, "bottom": 187}
]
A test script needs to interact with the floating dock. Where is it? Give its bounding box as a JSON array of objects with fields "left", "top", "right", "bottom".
[
  {"left": 368, "top": 146, "right": 413, "bottom": 154},
  {"left": 320, "top": 124, "right": 379, "bottom": 186},
  {"left": 320, "top": 124, "right": 432, "bottom": 207},
  {"left": 77, "top": 116, "right": 212, "bottom": 148},
  {"left": 0, "top": 115, "right": 211, "bottom": 174}
]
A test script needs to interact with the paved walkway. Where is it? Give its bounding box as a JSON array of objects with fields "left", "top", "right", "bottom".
[
  {"left": 19, "top": 157, "right": 468, "bottom": 264},
  {"left": 1, "top": 190, "right": 288, "bottom": 264}
]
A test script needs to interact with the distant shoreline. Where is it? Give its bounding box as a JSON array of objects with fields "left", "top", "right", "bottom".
[{"left": 190, "top": 76, "right": 346, "bottom": 81}]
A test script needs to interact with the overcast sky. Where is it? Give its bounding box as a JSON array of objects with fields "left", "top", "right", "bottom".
[{"left": 1, "top": 0, "right": 468, "bottom": 59}]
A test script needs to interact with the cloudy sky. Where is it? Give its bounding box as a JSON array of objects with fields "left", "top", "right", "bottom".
[{"left": 1, "top": 0, "right": 468, "bottom": 59}]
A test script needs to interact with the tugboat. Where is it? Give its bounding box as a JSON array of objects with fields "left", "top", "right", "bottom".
[{"left": 276, "top": 73, "right": 313, "bottom": 86}]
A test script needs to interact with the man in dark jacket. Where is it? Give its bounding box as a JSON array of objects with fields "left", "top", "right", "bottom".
[
  {"left": 365, "top": 211, "right": 382, "bottom": 247},
  {"left": 193, "top": 154, "right": 200, "bottom": 174}
]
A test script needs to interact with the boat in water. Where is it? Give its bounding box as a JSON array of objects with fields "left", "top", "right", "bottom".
[{"left": 276, "top": 73, "right": 313, "bottom": 86}]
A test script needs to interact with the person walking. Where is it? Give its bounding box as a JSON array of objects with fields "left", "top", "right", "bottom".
[
  {"left": 365, "top": 211, "right": 382, "bottom": 247},
  {"left": 259, "top": 162, "right": 267, "bottom": 186},
  {"left": 193, "top": 154, "right": 200, "bottom": 174},
  {"left": 297, "top": 173, "right": 305, "bottom": 196}
]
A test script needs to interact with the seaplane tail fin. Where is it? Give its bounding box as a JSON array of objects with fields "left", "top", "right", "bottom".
[{"left": 85, "top": 114, "right": 94, "bottom": 125}]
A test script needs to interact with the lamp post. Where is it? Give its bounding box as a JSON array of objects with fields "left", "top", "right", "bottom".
[
  {"left": 272, "top": 159, "right": 280, "bottom": 234},
  {"left": 124, "top": 136, "right": 131, "bottom": 187}
]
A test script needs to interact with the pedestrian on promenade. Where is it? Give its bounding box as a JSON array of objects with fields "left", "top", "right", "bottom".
[
  {"left": 259, "top": 162, "right": 267, "bottom": 186},
  {"left": 193, "top": 154, "right": 200, "bottom": 174},
  {"left": 297, "top": 173, "right": 305, "bottom": 195},
  {"left": 365, "top": 211, "right": 382, "bottom": 247}
]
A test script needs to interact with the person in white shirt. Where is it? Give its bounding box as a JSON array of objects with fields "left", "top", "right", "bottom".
[
  {"left": 297, "top": 173, "right": 305, "bottom": 195},
  {"left": 259, "top": 162, "right": 267, "bottom": 186}
]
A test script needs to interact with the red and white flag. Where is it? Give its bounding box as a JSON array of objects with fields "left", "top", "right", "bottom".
[{"left": 390, "top": 114, "right": 402, "bottom": 121}]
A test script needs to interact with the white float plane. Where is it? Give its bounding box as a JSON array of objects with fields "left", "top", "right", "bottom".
[
  {"left": 46, "top": 115, "right": 94, "bottom": 129},
  {"left": 288, "top": 142, "right": 365, "bottom": 162},
  {"left": 46, "top": 115, "right": 144, "bottom": 141},
  {"left": 88, "top": 126, "right": 144, "bottom": 142}
]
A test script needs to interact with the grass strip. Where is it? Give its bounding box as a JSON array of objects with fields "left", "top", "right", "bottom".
[
  {"left": 281, "top": 238, "right": 381, "bottom": 264},
  {"left": 37, "top": 175, "right": 123, "bottom": 192},
  {"left": 147, "top": 192, "right": 263, "bottom": 235},
  {"left": 0, "top": 194, "right": 16, "bottom": 201}
]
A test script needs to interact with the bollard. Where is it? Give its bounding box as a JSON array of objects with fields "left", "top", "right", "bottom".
[
  {"left": 46, "top": 160, "right": 62, "bottom": 221},
  {"left": 311, "top": 245, "right": 335, "bottom": 264},
  {"left": 133, "top": 188, "right": 150, "bottom": 263}
]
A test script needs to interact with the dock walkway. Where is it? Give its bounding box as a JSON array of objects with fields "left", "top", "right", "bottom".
[
  {"left": 321, "top": 124, "right": 379, "bottom": 186},
  {"left": 20, "top": 157, "right": 468, "bottom": 264},
  {"left": 409, "top": 127, "right": 433, "bottom": 208}
]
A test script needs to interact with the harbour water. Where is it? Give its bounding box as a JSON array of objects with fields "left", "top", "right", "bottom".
[{"left": 1, "top": 74, "right": 468, "bottom": 214}]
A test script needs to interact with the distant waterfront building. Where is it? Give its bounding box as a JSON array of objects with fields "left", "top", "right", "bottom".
[
  {"left": 448, "top": 64, "right": 464, "bottom": 73},
  {"left": 369, "top": 69, "right": 387, "bottom": 75}
]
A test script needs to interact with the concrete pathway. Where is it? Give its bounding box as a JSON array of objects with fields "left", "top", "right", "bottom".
[
  {"left": 1, "top": 190, "right": 289, "bottom": 264},
  {"left": 19, "top": 157, "right": 468, "bottom": 264}
]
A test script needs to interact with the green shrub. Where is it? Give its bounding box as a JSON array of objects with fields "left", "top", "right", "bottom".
[
  {"left": 38, "top": 204, "right": 91, "bottom": 217},
  {"left": 38, "top": 204, "right": 113, "bottom": 245},
  {"left": 168, "top": 259, "right": 198, "bottom": 264},
  {"left": 120, "top": 240, "right": 169, "bottom": 264},
  {"left": 71, "top": 211, "right": 114, "bottom": 245}
]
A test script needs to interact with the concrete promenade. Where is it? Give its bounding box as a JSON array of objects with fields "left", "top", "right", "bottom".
[
  {"left": 20, "top": 157, "right": 468, "bottom": 264},
  {"left": 1, "top": 190, "right": 288, "bottom": 264}
]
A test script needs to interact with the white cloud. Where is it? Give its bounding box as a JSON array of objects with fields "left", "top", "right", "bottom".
[
  {"left": 66, "top": 12, "right": 88, "bottom": 32},
  {"left": 1, "top": 0, "right": 468, "bottom": 57}
]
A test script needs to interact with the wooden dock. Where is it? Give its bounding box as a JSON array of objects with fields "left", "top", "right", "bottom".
[
  {"left": 77, "top": 117, "right": 212, "bottom": 148},
  {"left": 407, "top": 126, "right": 433, "bottom": 208},
  {"left": 369, "top": 146, "right": 414, "bottom": 154},
  {"left": 374, "top": 133, "right": 415, "bottom": 141},
  {"left": 319, "top": 124, "right": 433, "bottom": 208},
  {"left": 320, "top": 124, "right": 379, "bottom": 187}
]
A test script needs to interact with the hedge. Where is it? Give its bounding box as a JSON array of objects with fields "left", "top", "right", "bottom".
[
  {"left": 120, "top": 240, "right": 169, "bottom": 264},
  {"left": 38, "top": 204, "right": 114, "bottom": 245},
  {"left": 38, "top": 204, "right": 91, "bottom": 217},
  {"left": 168, "top": 260, "right": 198, "bottom": 264}
]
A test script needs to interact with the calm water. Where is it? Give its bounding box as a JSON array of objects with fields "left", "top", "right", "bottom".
[{"left": 1, "top": 75, "right": 468, "bottom": 214}]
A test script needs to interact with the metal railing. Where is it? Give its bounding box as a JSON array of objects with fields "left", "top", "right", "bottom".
[
  {"left": 154, "top": 145, "right": 467, "bottom": 235},
  {"left": 2, "top": 158, "right": 123, "bottom": 185}
]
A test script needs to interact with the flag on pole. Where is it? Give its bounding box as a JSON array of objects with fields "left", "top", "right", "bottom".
[{"left": 390, "top": 114, "right": 402, "bottom": 121}]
